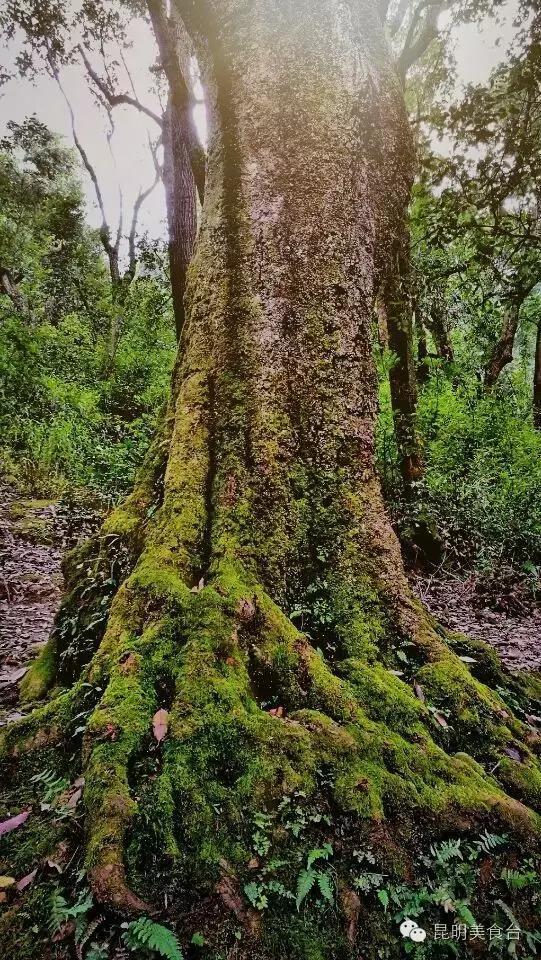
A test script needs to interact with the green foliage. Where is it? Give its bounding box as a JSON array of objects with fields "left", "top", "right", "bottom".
[
  {"left": 122, "top": 917, "right": 183, "bottom": 960},
  {"left": 379, "top": 365, "right": 541, "bottom": 581},
  {"left": 47, "top": 886, "right": 93, "bottom": 933},
  {"left": 0, "top": 119, "right": 176, "bottom": 498}
]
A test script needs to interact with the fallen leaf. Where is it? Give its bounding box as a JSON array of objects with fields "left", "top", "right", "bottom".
[
  {"left": 152, "top": 708, "right": 169, "bottom": 743},
  {"left": 0, "top": 810, "right": 30, "bottom": 836},
  {"left": 247, "top": 857, "right": 259, "bottom": 870},
  {"left": 66, "top": 788, "right": 82, "bottom": 809},
  {"left": 503, "top": 746, "right": 522, "bottom": 763},
  {"left": 16, "top": 869, "right": 37, "bottom": 892},
  {"left": 268, "top": 706, "right": 284, "bottom": 718},
  {"left": 413, "top": 683, "right": 425, "bottom": 702},
  {"left": 433, "top": 712, "right": 449, "bottom": 729},
  {"left": 459, "top": 656, "right": 477, "bottom": 664}
]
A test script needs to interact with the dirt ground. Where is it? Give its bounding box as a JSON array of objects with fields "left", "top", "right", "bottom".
[
  {"left": 0, "top": 485, "right": 101, "bottom": 724},
  {"left": 412, "top": 572, "right": 541, "bottom": 673}
]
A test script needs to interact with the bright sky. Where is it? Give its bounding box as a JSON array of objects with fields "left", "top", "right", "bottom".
[{"left": 0, "top": 1, "right": 521, "bottom": 259}]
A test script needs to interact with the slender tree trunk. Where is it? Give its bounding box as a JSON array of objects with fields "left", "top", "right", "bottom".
[
  {"left": 416, "top": 311, "right": 430, "bottom": 384},
  {"left": 484, "top": 301, "right": 521, "bottom": 390},
  {"left": 534, "top": 309, "right": 541, "bottom": 429},
  {"left": 162, "top": 95, "right": 198, "bottom": 340},
  {"left": 147, "top": 0, "right": 200, "bottom": 340},
  {"left": 2, "top": 3, "right": 540, "bottom": 953},
  {"left": 380, "top": 235, "right": 424, "bottom": 495},
  {"left": 427, "top": 293, "right": 454, "bottom": 362},
  {"left": 0, "top": 266, "right": 31, "bottom": 321}
]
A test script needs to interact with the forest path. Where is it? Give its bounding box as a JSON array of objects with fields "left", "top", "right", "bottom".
[
  {"left": 0, "top": 485, "right": 101, "bottom": 724},
  {"left": 413, "top": 574, "right": 541, "bottom": 673}
]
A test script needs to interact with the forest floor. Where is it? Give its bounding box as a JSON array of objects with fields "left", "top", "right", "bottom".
[
  {"left": 0, "top": 485, "right": 102, "bottom": 725},
  {"left": 412, "top": 572, "right": 541, "bottom": 672},
  {"left": 0, "top": 487, "right": 539, "bottom": 726}
]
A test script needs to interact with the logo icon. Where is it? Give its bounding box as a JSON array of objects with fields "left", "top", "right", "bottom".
[{"left": 400, "top": 918, "right": 427, "bottom": 943}]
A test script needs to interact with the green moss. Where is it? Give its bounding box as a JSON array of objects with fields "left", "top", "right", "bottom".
[{"left": 19, "top": 636, "right": 58, "bottom": 703}]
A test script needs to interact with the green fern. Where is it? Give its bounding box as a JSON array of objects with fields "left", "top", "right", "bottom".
[
  {"left": 296, "top": 867, "right": 334, "bottom": 910},
  {"left": 47, "top": 886, "right": 93, "bottom": 933},
  {"left": 472, "top": 831, "right": 507, "bottom": 856},
  {"left": 430, "top": 838, "right": 463, "bottom": 865},
  {"left": 501, "top": 867, "right": 538, "bottom": 890},
  {"left": 122, "top": 917, "right": 183, "bottom": 960},
  {"left": 48, "top": 888, "right": 70, "bottom": 932},
  {"left": 296, "top": 868, "right": 317, "bottom": 910},
  {"left": 306, "top": 843, "right": 333, "bottom": 869},
  {"left": 316, "top": 871, "right": 334, "bottom": 904},
  {"left": 86, "top": 947, "right": 109, "bottom": 960}
]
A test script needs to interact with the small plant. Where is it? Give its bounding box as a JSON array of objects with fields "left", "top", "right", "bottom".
[
  {"left": 31, "top": 769, "right": 70, "bottom": 809},
  {"left": 501, "top": 867, "right": 538, "bottom": 891},
  {"left": 47, "top": 886, "right": 93, "bottom": 933},
  {"left": 296, "top": 844, "right": 334, "bottom": 911},
  {"left": 122, "top": 917, "right": 183, "bottom": 960}
]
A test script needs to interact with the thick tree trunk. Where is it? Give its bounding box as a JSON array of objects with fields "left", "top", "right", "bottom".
[
  {"left": 484, "top": 301, "right": 521, "bottom": 390},
  {"left": 534, "top": 309, "right": 541, "bottom": 429},
  {"left": 2, "top": 3, "right": 540, "bottom": 955}
]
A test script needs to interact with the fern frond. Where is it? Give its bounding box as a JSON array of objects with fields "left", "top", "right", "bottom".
[
  {"left": 296, "top": 868, "right": 317, "bottom": 910},
  {"left": 122, "top": 917, "right": 183, "bottom": 960},
  {"left": 316, "top": 871, "right": 334, "bottom": 904}
]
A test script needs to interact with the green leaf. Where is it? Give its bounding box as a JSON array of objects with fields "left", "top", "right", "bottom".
[
  {"left": 377, "top": 889, "right": 390, "bottom": 911},
  {"left": 296, "top": 869, "right": 317, "bottom": 910},
  {"left": 316, "top": 871, "right": 334, "bottom": 904},
  {"left": 306, "top": 843, "right": 333, "bottom": 869},
  {"left": 122, "top": 917, "right": 183, "bottom": 960}
]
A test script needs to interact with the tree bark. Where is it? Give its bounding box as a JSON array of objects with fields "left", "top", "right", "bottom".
[
  {"left": 484, "top": 301, "right": 521, "bottom": 390},
  {"left": 146, "top": 0, "right": 200, "bottom": 339},
  {"left": 534, "top": 308, "right": 541, "bottom": 429},
  {"left": 162, "top": 94, "right": 198, "bottom": 340},
  {"left": 2, "top": 1, "right": 540, "bottom": 952},
  {"left": 379, "top": 235, "right": 424, "bottom": 495},
  {"left": 0, "top": 265, "right": 31, "bottom": 321},
  {"left": 427, "top": 292, "right": 454, "bottom": 363}
]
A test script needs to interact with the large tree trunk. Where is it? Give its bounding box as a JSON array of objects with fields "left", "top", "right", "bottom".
[{"left": 2, "top": 2, "right": 540, "bottom": 955}]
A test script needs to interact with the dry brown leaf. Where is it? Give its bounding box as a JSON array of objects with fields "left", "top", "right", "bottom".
[
  {"left": 0, "top": 810, "right": 30, "bottom": 836},
  {"left": 433, "top": 712, "right": 449, "bottom": 729},
  {"left": 152, "top": 708, "right": 169, "bottom": 743},
  {"left": 16, "top": 869, "right": 37, "bottom": 892}
]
